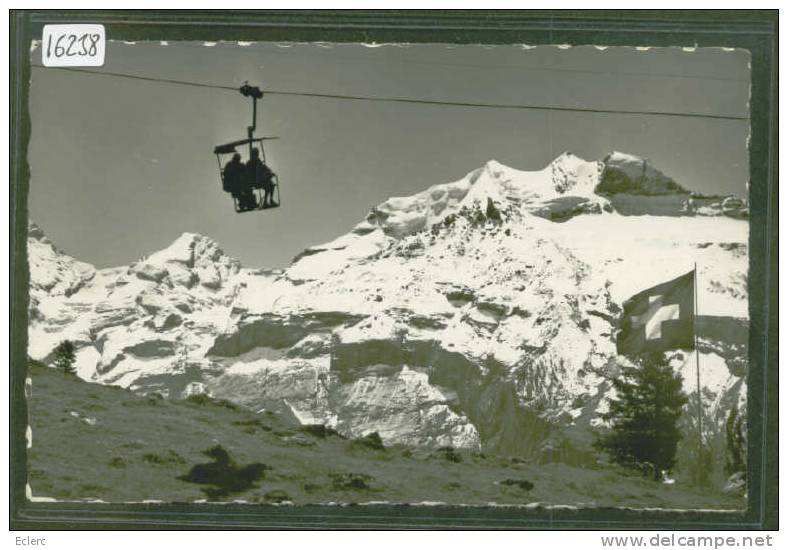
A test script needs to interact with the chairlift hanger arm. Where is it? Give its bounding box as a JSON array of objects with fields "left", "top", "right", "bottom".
[
  {"left": 212, "top": 81, "right": 280, "bottom": 159},
  {"left": 240, "top": 82, "right": 263, "bottom": 138}
]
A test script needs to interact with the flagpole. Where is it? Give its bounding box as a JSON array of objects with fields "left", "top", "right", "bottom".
[{"left": 694, "top": 263, "right": 703, "bottom": 452}]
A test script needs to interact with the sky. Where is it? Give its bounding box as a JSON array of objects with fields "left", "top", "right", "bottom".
[{"left": 28, "top": 41, "right": 750, "bottom": 269}]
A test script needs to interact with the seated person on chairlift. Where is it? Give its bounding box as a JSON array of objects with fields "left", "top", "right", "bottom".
[
  {"left": 246, "top": 147, "right": 277, "bottom": 208},
  {"left": 223, "top": 153, "right": 257, "bottom": 210},
  {"left": 222, "top": 153, "right": 243, "bottom": 196}
]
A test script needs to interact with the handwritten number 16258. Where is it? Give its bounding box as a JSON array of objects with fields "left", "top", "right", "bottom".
[{"left": 46, "top": 33, "right": 101, "bottom": 58}]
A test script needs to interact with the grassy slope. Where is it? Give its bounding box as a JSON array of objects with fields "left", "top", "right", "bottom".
[{"left": 27, "top": 362, "right": 743, "bottom": 509}]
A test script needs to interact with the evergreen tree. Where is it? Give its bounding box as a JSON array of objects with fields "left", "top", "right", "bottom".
[
  {"left": 725, "top": 407, "right": 747, "bottom": 477},
  {"left": 685, "top": 437, "right": 714, "bottom": 488},
  {"left": 52, "top": 340, "right": 76, "bottom": 375},
  {"left": 595, "top": 352, "right": 688, "bottom": 480},
  {"left": 681, "top": 390, "right": 714, "bottom": 487}
]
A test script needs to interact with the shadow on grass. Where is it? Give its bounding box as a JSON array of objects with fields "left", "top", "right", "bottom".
[{"left": 177, "top": 445, "right": 268, "bottom": 499}]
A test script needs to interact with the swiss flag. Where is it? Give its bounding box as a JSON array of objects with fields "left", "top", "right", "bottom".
[{"left": 616, "top": 269, "right": 695, "bottom": 355}]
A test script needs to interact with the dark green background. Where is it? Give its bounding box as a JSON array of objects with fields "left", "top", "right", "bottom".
[{"left": 9, "top": 10, "right": 779, "bottom": 530}]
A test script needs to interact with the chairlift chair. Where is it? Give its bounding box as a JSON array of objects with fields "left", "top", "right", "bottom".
[{"left": 213, "top": 83, "right": 281, "bottom": 213}]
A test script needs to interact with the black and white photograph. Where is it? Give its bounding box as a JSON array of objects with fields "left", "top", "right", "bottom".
[{"left": 14, "top": 15, "right": 770, "bottom": 523}]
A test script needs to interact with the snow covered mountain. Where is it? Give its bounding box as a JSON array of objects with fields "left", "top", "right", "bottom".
[{"left": 27, "top": 151, "right": 748, "bottom": 471}]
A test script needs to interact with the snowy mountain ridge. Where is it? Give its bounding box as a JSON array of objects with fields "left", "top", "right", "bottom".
[
  {"left": 27, "top": 151, "right": 748, "bottom": 475},
  {"left": 359, "top": 152, "right": 608, "bottom": 238}
]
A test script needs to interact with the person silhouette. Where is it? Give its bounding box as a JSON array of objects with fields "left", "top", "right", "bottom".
[
  {"left": 247, "top": 148, "right": 277, "bottom": 208},
  {"left": 225, "top": 154, "right": 255, "bottom": 211},
  {"left": 222, "top": 153, "right": 243, "bottom": 197},
  {"left": 223, "top": 153, "right": 256, "bottom": 210}
]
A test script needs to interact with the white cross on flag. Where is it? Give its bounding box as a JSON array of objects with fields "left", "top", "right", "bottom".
[{"left": 616, "top": 269, "right": 695, "bottom": 355}]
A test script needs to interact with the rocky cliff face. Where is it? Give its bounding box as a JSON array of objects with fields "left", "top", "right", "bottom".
[
  {"left": 28, "top": 223, "right": 96, "bottom": 322},
  {"left": 598, "top": 152, "right": 749, "bottom": 219},
  {"left": 27, "top": 152, "right": 748, "bottom": 471}
]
